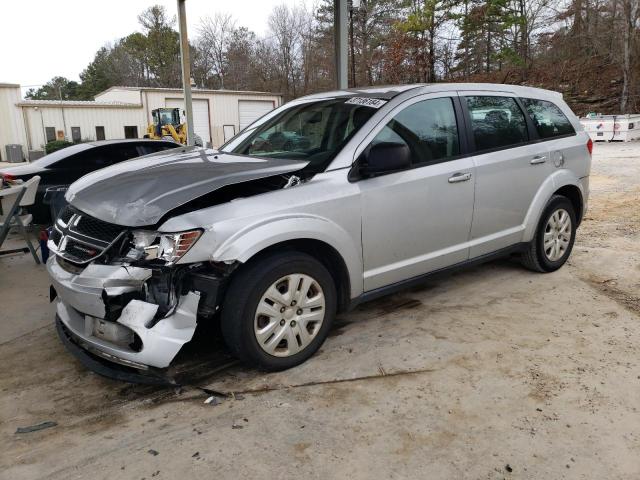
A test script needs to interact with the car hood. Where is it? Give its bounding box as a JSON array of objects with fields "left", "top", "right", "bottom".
[
  {"left": 0, "top": 162, "right": 45, "bottom": 177},
  {"left": 66, "top": 147, "right": 308, "bottom": 227}
]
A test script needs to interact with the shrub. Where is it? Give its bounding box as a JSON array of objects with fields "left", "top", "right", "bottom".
[{"left": 45, "top": 140, "right": 74, "bottom": 154}]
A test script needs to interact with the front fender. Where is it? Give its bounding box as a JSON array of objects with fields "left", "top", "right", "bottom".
[
  {"left": 212, "top": 214, "right": 363, "bottom": 298},
  {"left": 522, "top": 170, "right": 585, "bottom": 242}
]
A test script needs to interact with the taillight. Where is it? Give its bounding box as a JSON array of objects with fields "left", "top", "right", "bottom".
[
  {"left": 586, "top": 138, "right": 593, "bottom": 156},
  {"left": 1, "top": 173, "right": 15, "bottom": 182}
]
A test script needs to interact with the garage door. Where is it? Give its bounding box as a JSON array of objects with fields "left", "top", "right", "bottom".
[
  {"left": 239, "top": 100, "right": 275, "bottom": 130},
  {"left": 165, "top": 98, "right": 211, "bottom": 145}
]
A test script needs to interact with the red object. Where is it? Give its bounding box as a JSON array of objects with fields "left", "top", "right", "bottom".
[
  {"left": 1, "top": 173, "right": 15, "bottom": 182},
  {"left": 39, "top": 230, "right": 49, "bottom": 241},
  {"left": 586, "top": 138, "right": 593, "bottom": 155}
]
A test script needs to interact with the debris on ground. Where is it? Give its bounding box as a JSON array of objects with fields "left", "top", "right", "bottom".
[
  {"left": 148, "top": 449, "right": 159, "bottom": 456},
  {"left": 15, "top": 421, "right": 57, "bottom": 434},
  {"left": 204, "top": 395, "right": 222, "bottom": 406}
]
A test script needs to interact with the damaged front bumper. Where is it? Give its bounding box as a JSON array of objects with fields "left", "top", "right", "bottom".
[{"left": 47, "top": 256, "right": 206, "bottom": 370}]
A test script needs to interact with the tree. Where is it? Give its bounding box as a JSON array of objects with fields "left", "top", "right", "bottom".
[
  {"left": 197, "top": 13, "right": 236, "bottom": 89},
  {"left": 25, "top": 76, "right": 81, "bottom": 100}
]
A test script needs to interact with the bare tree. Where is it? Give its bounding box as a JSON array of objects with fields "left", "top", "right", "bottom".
[
  {"left": 620, "top": 0, "right": 639, "bottom": 111},
  {"left": 198, "top": 13, "right": 237, "bottom": 89},
  {"left": 268, "top": 4, "right": 306, "bottom": 99}
]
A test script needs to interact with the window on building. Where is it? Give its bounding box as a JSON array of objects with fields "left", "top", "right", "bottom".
[
  {"left": 521, "top": 98, "right": 576, "bottom": 139},
  {"left": 45, "top": 127, "right": 56, "bottom": 143},
  {"left": 370, "top": 97, "right": 460, "bottom": 166},
  {"left": 95, "top": 126, "right": 106, "bottom": 141},
  {"left": 464, "top": 96, "right": 528, "bottom": 151},
  {"left": 124, "top": 126, "right": 138, "bottom": 139},
  {"left": 71, "top": 127, "right": 81, "bottom": 143}
]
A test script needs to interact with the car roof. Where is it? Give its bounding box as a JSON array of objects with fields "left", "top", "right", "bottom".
[
  {"left": 298, "top": 83, "right": 564, "bottom": 102},
  {"left": 85, "top": 139, "right": 179, "bottom": 147}
]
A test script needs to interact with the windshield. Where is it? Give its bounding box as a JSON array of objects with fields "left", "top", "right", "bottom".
[
  {"left": 28, "top": 143, "right": 93, "bottom": 168},
  {"left": 222, "top": 98, "right": 378, "bottom": 172}
]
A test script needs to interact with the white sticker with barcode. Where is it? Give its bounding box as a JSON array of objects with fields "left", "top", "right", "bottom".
[{"left": 345, "top": 97, "right": 388, "bottom": 108}]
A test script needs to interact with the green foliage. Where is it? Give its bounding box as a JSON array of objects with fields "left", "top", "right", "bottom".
[
  {"left": 45, "top": 140, "right": 74, "bottom": 154},
  {"left": 25, "top": 77, "right": 81, "bottom": 100}
]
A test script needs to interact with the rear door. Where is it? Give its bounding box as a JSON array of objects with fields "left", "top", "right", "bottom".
[
  {"left": 358, "top": 94, "right": 476, "bottom": 291},
  {"left": 459, "top": 92, "right": 554, "bottom": 257},
  {"left": 520, "top": 97, "right": 585, "bottom": 178}
]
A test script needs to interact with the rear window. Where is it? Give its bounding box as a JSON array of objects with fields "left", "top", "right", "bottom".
[
  {"left": 464, "top": 96, "right": 528, "bottom": 151},
  {"left": 521, "top": 98, "right": 576, "bottom": 139}
]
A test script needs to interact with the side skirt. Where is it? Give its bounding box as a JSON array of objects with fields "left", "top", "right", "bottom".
[{"left": 348, "top": 242, "right": 528, "bottom": 310}]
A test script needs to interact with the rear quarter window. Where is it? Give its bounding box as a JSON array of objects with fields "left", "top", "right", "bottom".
[{"left": 521, "top": 98, "right": 576, "bottom": 139}]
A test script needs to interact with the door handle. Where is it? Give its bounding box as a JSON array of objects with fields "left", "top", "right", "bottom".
[
  {"left": 448, "top": 172, "right": 472, "bottom": 183},
  {"left": 530, "top": 155, "right": 547, "bottom": 165}
]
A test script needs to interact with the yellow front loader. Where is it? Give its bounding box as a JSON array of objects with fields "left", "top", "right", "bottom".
[{"left": 145, "top": 107, "right": 188, "bottom": 144}]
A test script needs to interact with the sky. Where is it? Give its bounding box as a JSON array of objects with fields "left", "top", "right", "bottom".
[{"left": 0, "top": 0, "right": 305, "bottom": 92}]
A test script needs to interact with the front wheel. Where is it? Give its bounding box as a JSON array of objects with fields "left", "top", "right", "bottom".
[
  {"left": 220, "top": 251, "right": 336, "bottom": 371},
  {"left": 521, "top": 194, "right": 577, "bottom": 272}
]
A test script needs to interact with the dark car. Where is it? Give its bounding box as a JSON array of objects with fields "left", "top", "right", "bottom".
[{"left": 0, "top": 139, "right": 179, "bottom": 224}]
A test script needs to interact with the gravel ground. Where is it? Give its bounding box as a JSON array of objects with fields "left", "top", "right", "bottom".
[{"left": 1, "top": 142, "right": 639, "bottom": 479}]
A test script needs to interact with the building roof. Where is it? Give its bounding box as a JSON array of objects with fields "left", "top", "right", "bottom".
[
  {"left": 97, "top": 86, "right": 282, "bottom": 97},
  {"left": 17, "top": 99, "right": 142, "bottom": 108},
  {"left": 0, "top": 83, "right": 21, "bottom": 88}
]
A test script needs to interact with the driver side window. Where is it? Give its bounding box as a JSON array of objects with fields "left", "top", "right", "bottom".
[{"left": 371, "top": 97, "right": 460, "bottom": 166}]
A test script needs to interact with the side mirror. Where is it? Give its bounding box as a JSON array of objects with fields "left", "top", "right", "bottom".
[{"left": 359, "top": 142, "right": 411, "bottom": 177}]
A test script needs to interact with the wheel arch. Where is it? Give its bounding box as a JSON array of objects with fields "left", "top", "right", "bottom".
[
  {"left": 554, "top": 184, "right": 584, "bottom": 225},
  {"left": 236, "top": 238, "right": 352, "bottom": 312},
  {"left": 523, "top": 172, "right": 586, "bottom": 242},
  {"left": 211, "top": 215, "right": 363, "bottom": 309}
]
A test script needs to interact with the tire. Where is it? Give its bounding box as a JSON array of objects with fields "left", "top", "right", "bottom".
[
  {"left": 521, "top": 194, "right": 577, "bottom": 272},
  {"left": 220, "top": 251, "right": 337, "bottom": 371}
]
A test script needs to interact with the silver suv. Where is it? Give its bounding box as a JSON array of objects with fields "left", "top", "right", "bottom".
[{"left": 47, "top": 84, "right": 591, "bottom": 375}]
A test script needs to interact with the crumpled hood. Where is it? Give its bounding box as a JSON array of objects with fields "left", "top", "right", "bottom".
[{"left": 66, "top": 146, "right": 308, "bottom": 227}]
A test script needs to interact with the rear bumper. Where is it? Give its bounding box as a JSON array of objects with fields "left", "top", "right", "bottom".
[{"left": 47, "top": 256, "right": 200, "bottom": 369}]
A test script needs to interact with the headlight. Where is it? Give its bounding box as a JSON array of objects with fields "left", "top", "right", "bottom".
[
  {"left": 158, "top": 230, "right": 202, "bottom": 264},
  {"left": 130, "top": 229, "right": 202, "bottom": 265}
]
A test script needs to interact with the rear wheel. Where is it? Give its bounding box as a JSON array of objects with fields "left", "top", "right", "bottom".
[
  {"left": 220, "top": 251, "right": 336, "bottom": 371},
  {"left": 521, "top": 195, "right": 577, "bottom": 272}
]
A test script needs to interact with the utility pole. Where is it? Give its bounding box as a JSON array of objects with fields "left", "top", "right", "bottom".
[
  {"left": 177, "top": 0, "right": 195, "bottom": 146},
  {"left": 334, "top": 0, "right": 348, "bottom": 89},
  {"left": 349, "top": 0, "right": 356, "bottom": 88}
]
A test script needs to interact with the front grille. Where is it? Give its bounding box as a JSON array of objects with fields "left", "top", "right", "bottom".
[
  {"left": 74, "top": 215, "right": 124, "bottom": 243},
  {"left": 57, "top": 205, "right": 75, "bottom": 225},
  {"left": 50, "top": 228, "right": 62, "bottom": 245},
  {"left": 49, "top": 206, "right": 126, "bottom": 265},
  {"left": 63, "top": 238, "right": 102, "bottom": 263}
]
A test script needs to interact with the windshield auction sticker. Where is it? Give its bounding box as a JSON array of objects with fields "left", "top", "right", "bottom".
[{"left": 345, "top": 97, "right": 388, "bottom": 109}]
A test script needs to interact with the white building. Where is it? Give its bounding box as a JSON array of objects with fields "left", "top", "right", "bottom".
[{"left": 0, "top": 83, "right": 282, "bottom": 162}]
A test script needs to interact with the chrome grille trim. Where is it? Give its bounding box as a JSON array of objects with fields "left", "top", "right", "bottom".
[{"left": 49, "top": 206, "right": 127, "bottom": 265}]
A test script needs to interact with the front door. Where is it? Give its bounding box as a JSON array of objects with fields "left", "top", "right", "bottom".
[{"left": 357, "top": 95, "right": 476, "bottom": 291}]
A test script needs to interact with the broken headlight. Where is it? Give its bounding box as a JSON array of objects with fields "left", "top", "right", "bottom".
[
  {"left": 129, "top": 229, "right": 202, "bottom": 265},
  {"left": 158, "top": 230, "right": 202, "bottom": 264}
]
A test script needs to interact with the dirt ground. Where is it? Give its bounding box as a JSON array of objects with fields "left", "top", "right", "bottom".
[{"left": 1, "top": 142, "right": 639, "bottom": 479}]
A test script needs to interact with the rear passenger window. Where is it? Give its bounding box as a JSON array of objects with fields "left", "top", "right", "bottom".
[
  {"left": 521, "top": 98, "right": 575, "bottom": 138},
  {"left": 371, "top": 97, "right": 460, "bottom": 165},
  {"left": 465, "top": 96, "right": 528, "bottom": 151}
]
